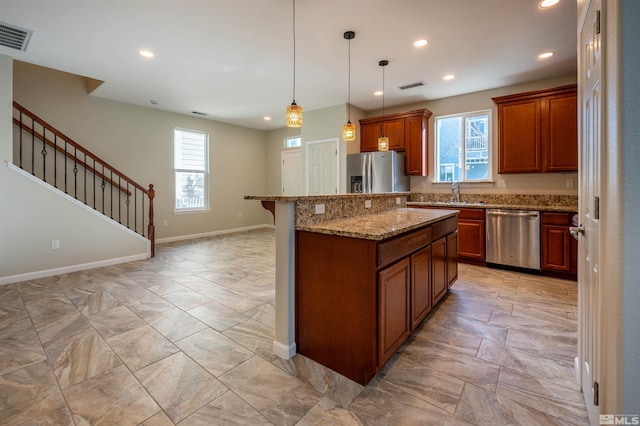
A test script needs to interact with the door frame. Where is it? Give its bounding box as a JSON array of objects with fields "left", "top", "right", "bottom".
[{"left": 305, "top": 137, "right": 340, "bottom": 195}]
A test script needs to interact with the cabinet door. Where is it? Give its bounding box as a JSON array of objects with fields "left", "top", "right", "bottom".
[
  {"left": 410, "top": 246, "right": 431, "bottom": 330},
  {"left": 543, "top": 94, "right": 578, "bottom": 172},
  {"left": 458, "top": 219, "right": 486, "bottom": 262},
  {"left": 361, "top": 123, "right": 381, "bottom": 152},
  {"left": 384, "top": 119, "right": 405, "bottom": 151},
  {"left": 378, "top": 258, "right": 411, "bottom": 367},
  {"left": 431, "top": 237, "right": 448, "bottom": 305},
  {"left": 405, "top": 115, "right": 427, "bottom": 176},
  {"left": 498, "top": 99, "right": 541, "bottom": 173},
  {"left": 447, "top": 231, "right": 458, "bottom": 289},
  {"left": 541, "top": 213, "right": 571, "bottom": 272}
]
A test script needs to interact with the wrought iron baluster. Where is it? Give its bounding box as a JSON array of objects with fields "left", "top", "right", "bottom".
[
  {"left": 101, "top": 164, "right": 106, "bottom": 215},
  {"left": 93, "top": 159, "right": 96, "bottom": 210},
  {"left": 64, "top": 140, "right": 68, "bottom": 194},
  {"left": 31, "top": 119, "right": 35, "bottom": 176},
  {"left": 19, "top": 111, "right": 23, "bottom": 169},
  {"left": 73, "top": 147, "right": 78, "bottom": 198},
  {"left": 142, "top": 194, "right": 146, "bottom": 237},
  {"left": 126, "top": 182, "right": 130, "bottom": 228},
  {"left": 41, "top": 128, "right": 47, "bottom": 182},
  {"left": 84, "top": 153, "right": 87, "bottom": 204},
  {"left": 134, "top": 190, "right": 138, "bottom": 233},
  {"left": 118, "top": 176, "right": 122, "bottom": 224},
  {"left": 110, "top": 170, "right": 114, "bottom": 219},
  {"left": 53, "top": 134, "right": 58, "bottom": 188}
]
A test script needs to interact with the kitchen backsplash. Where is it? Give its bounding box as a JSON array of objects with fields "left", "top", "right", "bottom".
[{"left": 410, "top": 192, "right": 578, "bottom": 208}]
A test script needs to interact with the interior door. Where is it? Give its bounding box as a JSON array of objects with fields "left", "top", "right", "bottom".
[
  {"left": 307, "top": 139, "right": 338, "bottom": 195},
  {"left": 578, "top": 1, "right": 602, "bottom": 422},
  {"left": 281, "top": 150, "right": 302, "bottom": 195}
]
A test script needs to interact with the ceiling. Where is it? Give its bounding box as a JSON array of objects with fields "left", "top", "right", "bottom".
[{"left": 1, "top": 0, "right": 577, "bottom": 131}]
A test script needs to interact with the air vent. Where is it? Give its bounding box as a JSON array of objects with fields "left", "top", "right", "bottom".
[
  {"left": 398, "top": 81, "right": 425, "bottom": 90},
  {"left": 191, "top": 111, "right": 207, "bottom": 116},
  {"left": 0, "top": 22, "right": 33, "bottom": 52}
]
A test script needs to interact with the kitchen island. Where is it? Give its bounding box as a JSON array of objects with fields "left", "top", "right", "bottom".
[{"left": 296, "top": 208, "right": 458, "bottom": 385}]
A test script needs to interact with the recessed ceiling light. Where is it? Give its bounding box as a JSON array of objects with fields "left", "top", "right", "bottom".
[
  {"left": 414, "top": 39, "right": 428, "bottom": 47},
  {"left": 139, "top": 49, "right": 154, "bottom": 58},
  {"left": 443, "top": 74, "right": 455, "bottom": 81},
  {"left": 539, "top": 0, "right": 560, "bottom": 8},
  {"left": 374, "top": 91, "right": 383, "bottom": 96},
  {"left": 264, "top": 116, "right": 271, "bottom": 121},
  {"left": 537, "top": 51, "right": 555, "bottom": 60}
]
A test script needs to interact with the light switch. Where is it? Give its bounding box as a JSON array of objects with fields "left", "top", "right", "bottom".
[
  {"left": 365, "top": 200, "right": 372, "bottom": 208},
  {"left": 315, "top": 204, "right": 325, "bottom": 214},
  {"left": 565, "top": 179, "right": 574, "bottom": 189}
]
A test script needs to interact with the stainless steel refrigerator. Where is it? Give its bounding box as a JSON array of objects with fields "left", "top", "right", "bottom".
[{"left": 347, "top": 151, "right": 409, "bottom": 193}]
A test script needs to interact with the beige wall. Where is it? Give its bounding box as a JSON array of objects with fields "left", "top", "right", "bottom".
[
  {"left": 370, "top": 74, "right": 579, "bottom": 196},
  {"left": 13, "top": 61, "right": 270, "bottom": 240}
]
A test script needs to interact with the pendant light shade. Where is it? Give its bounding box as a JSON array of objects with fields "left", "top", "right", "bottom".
[
  {"left": 378, "top": 60, "right": 389, "bottom": 151},
  {"left": 342, "top": 30, "right": 356, "bottom": 141},
  {"left": 286, "top": 0, "right": 302, "bottom": 128}
]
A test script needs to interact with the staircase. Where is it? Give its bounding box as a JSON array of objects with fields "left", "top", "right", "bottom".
[{"left": 12, "top": 102, "right": 155, "bottom": 256}]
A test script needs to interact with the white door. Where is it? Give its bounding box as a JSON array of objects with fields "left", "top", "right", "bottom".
[
  {"left": 578, "top": 1, "right": 601, "bottom": 422},
  {"left": 281, "top": 150, "right": 302, "bottom": 195},
  {"left": 307, "top": 138, "right": 338, "bottom": 195}
]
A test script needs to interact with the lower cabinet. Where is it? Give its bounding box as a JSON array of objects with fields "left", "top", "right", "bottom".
[
  {"left": 410, "top": 246, "right": 432, "bottom": 330},
  {"left": 295, "top": 216, "right": 458, "bottom": 385},
  {"left": 378, "top": 258, "right": 411, "bottom": 367},
  {"left": 541, "top": 211, "right": 577, "bottom": 280}
]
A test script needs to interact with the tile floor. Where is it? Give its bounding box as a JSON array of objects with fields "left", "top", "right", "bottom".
[{"left": 0, "top": 228, "right": 589, "bottom": 425}]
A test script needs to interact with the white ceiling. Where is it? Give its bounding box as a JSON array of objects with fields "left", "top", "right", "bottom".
[{"left": 1, "top": 0, "right": 577, "bottom": 130}]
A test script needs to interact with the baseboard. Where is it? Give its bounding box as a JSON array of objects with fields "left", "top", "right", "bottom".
[
  {"left": 156, "top": 224, "right": 275, "bottom": 244},
  {"left": 273, "top": 340, "right": 297, "bottom": 360},
  {"left": 0, "top": 253, "right": 149, "bottom": 286}
]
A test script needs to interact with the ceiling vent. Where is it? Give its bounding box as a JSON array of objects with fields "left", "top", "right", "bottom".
[
  {"left": 398, "top": 81, "right": 425, "bottom": 90},
  {"left": 0, "top": 22, "right": 33, "bottom": 52}
]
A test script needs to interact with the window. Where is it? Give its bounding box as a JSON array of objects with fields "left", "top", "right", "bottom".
[
  {"left": 284, "top": 136, "right": 301, "bottom": 149},
  {"left": 435, "top": 110, "right": 491, "bottom": 182},
  {"left": 174, "top": 128, "right": 209, "bottom": 212}
]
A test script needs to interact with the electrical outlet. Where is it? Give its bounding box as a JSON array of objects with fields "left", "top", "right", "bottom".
[
  {"left": 238, "top": 212, "right": 243, "bottom": 218},
  {"left": 396, "top": 197, "right": 401, "bottom": 205},
  {"left": 163, "top": 219, "right": 168, "bottom": 226},
  {"left": 51, "top": 240, "right": 60, "bottom": 250},
  {"left": 315, "top": 204, "right": 325, "bottom": 214},
  {"left": 497, "top": 179, "right": 508, "bottom": 188},
  {"left": 365, "top": 200, "right": 372, "bottom": 209},
  {"left": 565, "top": 179, "right": 574, "bottom": 189}
]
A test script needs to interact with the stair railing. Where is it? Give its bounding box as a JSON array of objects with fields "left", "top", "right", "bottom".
[{"left": 12, "top": 101, "right": 155, "bottom": 256}]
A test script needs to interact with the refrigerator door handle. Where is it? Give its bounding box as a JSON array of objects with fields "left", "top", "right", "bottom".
[
  {"left": 362, "top": 154, "right": 368, "bottom": 193},
  {"left": 370, "top": 155, "right": 376, "bottom": 193}
]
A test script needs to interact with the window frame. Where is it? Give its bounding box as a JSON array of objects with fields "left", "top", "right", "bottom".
[
  {"left": 434, "top": 109, "right": 493, "bottom": 184},
  {"left": 284, "top": 135, "right": 302, "bottom": 149},
  {"left": 173, "top": 128, "right": 210, "bottom": 214}
]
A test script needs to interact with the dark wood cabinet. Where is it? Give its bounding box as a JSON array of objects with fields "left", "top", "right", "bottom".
[
  {"left": 359, "top": 109, "right": 432, "bottom": 176},
  {"left": 457, "top": 208, "right": 486, "bottom": 265},
  {"left": 447, "top": 231, "right": 458, "bottom": 288},
  {"left": 410, "top": 246, "right": 432, "bottom": 330},
  {"left": 411, "top": 206, "right": 485, "bottom": 265},
  {"left": 431, "top": 236, "right": 448, "bottom": 306},
  {"left": 295, "top": 215, "right": 457, "bottom": 385},
  {"left": 493, "top": 84, "right": 577, "bottom": 174},
  {"left": 541, "top": 212, "right": 577, "bottom": 280},
  {"left": 378, "top": 258, "right": 411, "bottom": 366}
]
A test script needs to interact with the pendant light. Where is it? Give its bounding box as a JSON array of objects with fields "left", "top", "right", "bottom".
[
  {"left": 286, "top": 0, "right": 302, "bottom": 127},
  {"left": 342, "top": 31, "right": 356, "bottom": 141},
  {"left": 377, "top": 60, "right": 389, "bottom": 151}
]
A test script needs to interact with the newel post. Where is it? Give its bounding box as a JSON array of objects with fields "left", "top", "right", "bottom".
[{"left": 147, "top": 184, "right": 155, "bottom": 257}]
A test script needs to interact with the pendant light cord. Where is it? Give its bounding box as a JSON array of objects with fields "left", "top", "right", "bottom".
[
  {"left": 347, "top": 37, "right": 351, "bottom": 122},
  {"left": 292, "top": 0, "right": 296, "bottom": 104}
]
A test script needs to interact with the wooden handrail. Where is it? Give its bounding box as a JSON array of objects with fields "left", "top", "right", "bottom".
[
  {"left": 12, "top": 101, "right": 155, "bottom": 257},
  {"left": 13, "top": 101, "right": 148, "bottom": 194},
  {"left": 13, "top": 118, "right": 132, "bottom": 196}
]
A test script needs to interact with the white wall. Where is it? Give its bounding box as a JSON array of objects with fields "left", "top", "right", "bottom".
[{"left": 13, "top": 61, "right": 269, "bottom": 240}]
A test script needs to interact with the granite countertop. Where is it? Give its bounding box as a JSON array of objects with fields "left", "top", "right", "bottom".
[
  {"left": 407, "top": 201, "right": 577, "bottom": 212},
  {"left": 245, "top": 193, "right": 409, "bottom": 202},
  {"left": 296, "top": 208, "right": 458, "bottom": 241}
]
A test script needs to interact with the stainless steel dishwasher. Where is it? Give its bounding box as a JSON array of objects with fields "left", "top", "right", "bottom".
[{"left": 486, "top": 209, "right": 540, "bottom": 270}]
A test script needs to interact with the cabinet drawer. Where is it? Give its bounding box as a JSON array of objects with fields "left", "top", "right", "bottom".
[
  {"left": 541, "top": 212, "right": 572, "bottom": 225},
  {"left": 378, "top": 226, "right": 432, "bottom": 268},
  {"left": 458, "top": 208, "right": 485, "bottom": 220}
]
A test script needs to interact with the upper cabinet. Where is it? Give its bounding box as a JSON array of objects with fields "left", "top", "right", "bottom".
[
  {"left": 359, "top": 109, "right": 433, "bottom": 176},
  {"left": 493, "top": 84, "right": 577, "bottom": 174}
]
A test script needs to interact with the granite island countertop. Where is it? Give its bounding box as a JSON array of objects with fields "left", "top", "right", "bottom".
[{"left": 296, "top": 208, "right": 458, "bottom": 241}]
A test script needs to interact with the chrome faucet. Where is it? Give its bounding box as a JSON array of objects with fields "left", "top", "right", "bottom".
[{"left": 451, "top": 181, "right": 461, "bottom": 203}]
